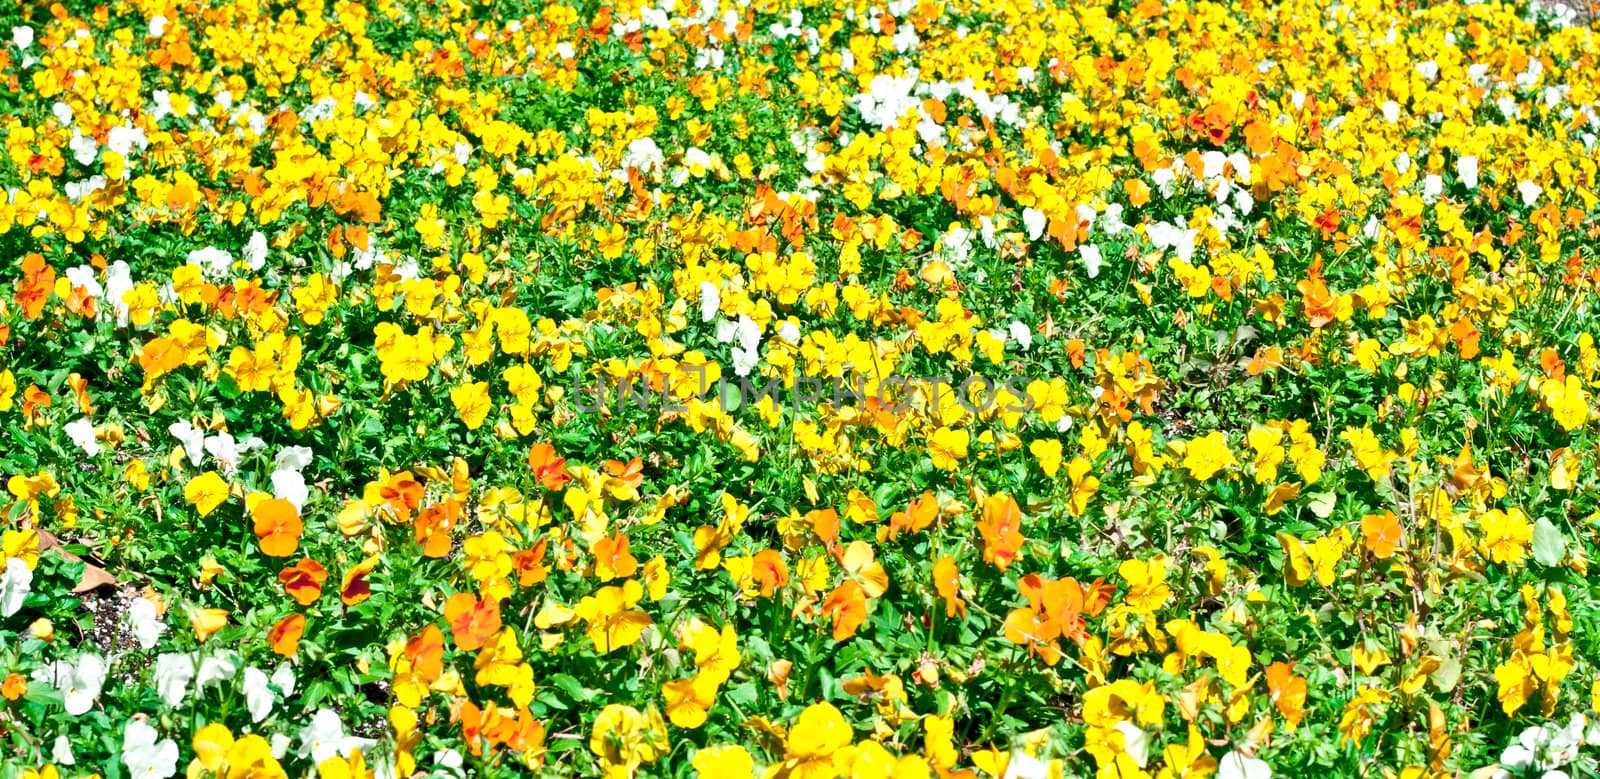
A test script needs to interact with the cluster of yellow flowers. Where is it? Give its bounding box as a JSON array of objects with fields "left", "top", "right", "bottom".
[{"left": 3, "top": 0, "right": 1600, "bottom": 775}]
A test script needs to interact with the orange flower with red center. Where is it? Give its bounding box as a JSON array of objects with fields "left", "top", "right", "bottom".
[
  {"left": 278, "top": 559, "right": 328, "bottom": 606},
  {"left": 443, "top": 592, "right": 503, "bottom": 651}
]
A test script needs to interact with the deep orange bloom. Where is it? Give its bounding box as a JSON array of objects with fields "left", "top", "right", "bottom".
[
  {"left": 252, "top": 498, "right": 304, "bottom": 557},
  {"left": 268, "top": 613, "right": 306, "bottom": 658},
  {"left": 528, "top": 443, "right": 571, "bottom": 490},
  {"left": 443, "top": 592, "right": 502, "bottom": 651},
  {"left": 820, "top": 580, "right": 867, "bottom": 641},
  {"left": 278, "top": 559, "right": 329, "bottom": 606},
  {"left": 341, "top": 557, "right": 379, "bottom": 605}
]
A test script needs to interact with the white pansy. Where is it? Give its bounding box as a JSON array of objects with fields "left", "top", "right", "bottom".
[
  {"left": 275, "top": 446, "right": 314, "bottom": 472},
  {"left": 169, "top": 420, "right": 205, "bottom": 466},
  {"left": 271, "top": 468, "right": 309, "bottom": 511},
  {"left": 153, "top": 654, "right": 195, "bottom": 707},
  {"left": 1381, "top": 100, "right": 1400, "bottom": 122},
  {"left": 187, "top": 247, "right": 234, "bottom": 279},
  {"left": 1081, "top": 244, "right": 1103, "bottom": 279},
  {"left": 1519, "top": 180, "right": 1543, "bottom": 206},
  {"left": 1022, "top": 207, "right": 1047, "bottom": 241},
  {"left": 271, "top": 663, "right": 297, "bottom": 697},
  {"left": 33, "top": 653, "right": 106, "bottom": 715},
  {"left": 13, "top": 26, "right": 34, "bottom": 49},
  {"left": 1218, "top": 751, "right": 1271, "bottom": 779},
  {"left": 1, "top": 558, "right": 31, "bottom": 616},
  {"left": 148, "top": 15, "right": 167, "bottom": 37},
  {"left": 1001, "top": 750, "right": 1051, "bottom": 779},
  {"left": 52, "top": 734, "right": 75, "bottom": 765},
  {"left": 126, "top": 597, "right": 166, "bottom": 649},
  {"left": 243, "top": 667, "right": 276, "bottom": 723},
  {"left": 69, "top": 132, "right": 98, "bottom": 165},
  {"left": 244, "top": 231, "right": 269, "bottom": 271},
  {"left": 1458, "top": 156, "right": 1479, "bottom": 189},
  {"left": 698, "top": 281, "right": 721, "bottom": 322},
  {"left": 1422, "top": 174, "right": 1444, "bottom": 202},
  {"left": 1115, "top": 722, "right": 1149, "bottom": 767},
  {"left": 197, "top": 652, "right": 241, "bottom": 687},
  {"left": 1008, "top": 321, "right": 1033, "bottom": 350},
  {"left": 65, "top": 418, "right": 98, "bottom": 457},
  {"left": 299, "top": 708, "right": 376, "bottom": 765},
  {"left": 123, "top": 719, "right": 179, "bottom": 779}
]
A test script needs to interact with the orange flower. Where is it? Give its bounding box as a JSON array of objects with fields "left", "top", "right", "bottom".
[
  {"left": 976, "top": 494, "right": 1026, "bottom": 571},
  {"left": 887, "top": 491, "right": 938, "bottom": 539},
  {"left": 528, "top": 443, "right": 571, "bottom": 490},
  {"left": 414, "top": 499, "right": 461, "bottom": 559},
  {"left": 443, "top": 592, "right": 503, "bottom": 651},
  {"left": 932, "top": 556, "right": 965, "bottom": 618},
  {"left": 751, "top": 549, "right": 789, "bottom": 598},
  {"left": 592, "top": 533, "right": 638, "bottom": 582},
  {"left": 278, "top": 559, "right": 329, "bottom": 606},
  {"left": 820, "top": 580, "right": 867, "bottom": 641},
  {"left": 191, "top": 607, "right": 230, "bottom": 643},
  {"left": 268, "top": 613, "right": 306, "bottom": 658},
  {"left": 253, "top": 498, "right": 304, "bottom": 557},
  {"left": 1, "top": 673, "right": 25, "bottom": 701},
  {"left": 341, "top": 557, "right": 379, "bottom": 605}
]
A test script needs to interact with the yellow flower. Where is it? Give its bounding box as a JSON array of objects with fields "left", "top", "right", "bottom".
[
  {"left": 184, "top": 471, "right": 231, "bottom": 517},
  {"left": 1480, "top": 508, "right": 1533, "bottom": 565},
  {"left": 1119, "top": 557, "right": 1172, "bottom": 612},
  {"left": 783, "top": 702, "right": 853, "bottom": 779},
  {"left": 928, "top": 427, "right": 969, "bottom": 471},
  {"left": 1030, "top": 439, "right": 1063, "bottom": 477},
  {"left": 692, "top": 745, "right": 755, "bottom": 778},
  {"left": 1181, "top": 432, "right": 1236, "bottom": 481},
  {"left": 574, "top": 580, "right": 652, "bottom": 652},
  {"left": 451, "top": 381, "right": 493, "bottom": 430},
  {"left": 590, "top": 704, "right": 668, "bottom": 777},
  {"left": 663, "top": 672, "right": 720, "bottom": 728}
]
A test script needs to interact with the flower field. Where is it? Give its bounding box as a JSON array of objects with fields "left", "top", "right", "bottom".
[{"left": 4, "top": 0, "right": 1600, "bottom": 776}]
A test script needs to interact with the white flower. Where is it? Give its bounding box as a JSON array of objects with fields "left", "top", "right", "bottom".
[
  {"left": 169, "top": 420, "right": 205, "bottom": 466},
  {"left": 2, "top": 557, "right": 32, "bottom": 616},
  {"left": 272, "top": 468, "right": 309, "bottom": 511},
  {"left": 52, "top": 734, "right": 75, "bottom": 765},
  {"left": 13, "top": 26, "right": 33, "bottom": 50},
  {"left": 1218, "top": 751, "right": 1271, "bottom": 779},
  {"left": 153, "top": 654, "right": 195, "bottom": 707},
  {"left": 197, "top": 652, "right": 241, "bottom": 688},
  {"left": 1457, "top": 156, "right": 1479, "bottom": 189},
  {"left": 275, "top": 446, "right": 314, "bottom": 472},
  {"left": 64, "top": 417, "right": 99, "bottom": 457},
  {"left": 187, "top": 246, "right": 234, "bottom": 279},
  {"left": 1519, "top": 180, "right": 1543, "bottom": 207},
  {"left": 34, "top": 653, "right": 106, "bottom": 716},
  {"left": 243, "top": 667, "right": 276, "bottom": 723},
  {"left": 1081, "top": 244, "right": 1103, "bottom": 279},
  {"left": 244, "top": 231, "right": 269, "bottom": 271},
  {"left": 126, "top": 597, "right": 166, "bottom": 649},
  {"left": 1022, "top": 207, "right": 1046, "bottom": 241},
  {"left": 1147, "top": 220, "right": 1198, "bottom": 263},
  {"left": 1422, "top": 174, "right": 1444, "bottom": 203},
  {"left": 698, "top": 281, "right": 721, "bottom": 322},
  {"left": 778, "top": 320, "right": 801, "bottom": 344},
  {"left": 622, "top": 137, "right": 665, "bottom": 174},
  {"left": 203, "top": 432, "right": 243, "bottom": 474},
  {"left": 1001, "top": 750, "right": 1051, "bottom": 779},
  {"left": 299, "top": 708, "right": 376, "bottom": 765},
  {"left": 271, "top": 663, "right": 297, "bottom": 697},
  {"left": 1008, "top": 321, "right": 1033, "bottom": 351},
  {"left": 67, "top": 132, "right": 98, "bottom": 165},
  {"left": 123, "top": 719, "right": 179, "bottom": 779},
  {"left": 1115, "top": 722, "right": 1149, "bottom": 767},
  {"left": 148, "top": 15, "right": 167, "bottom": 37},
  {"left": 1381, "top": 100, "right": 1400, "bottom": 122}
]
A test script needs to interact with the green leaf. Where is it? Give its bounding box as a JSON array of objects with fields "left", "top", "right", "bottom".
[{"left": 1532, "top": 518, "right": 1566, "bottom": 566}]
